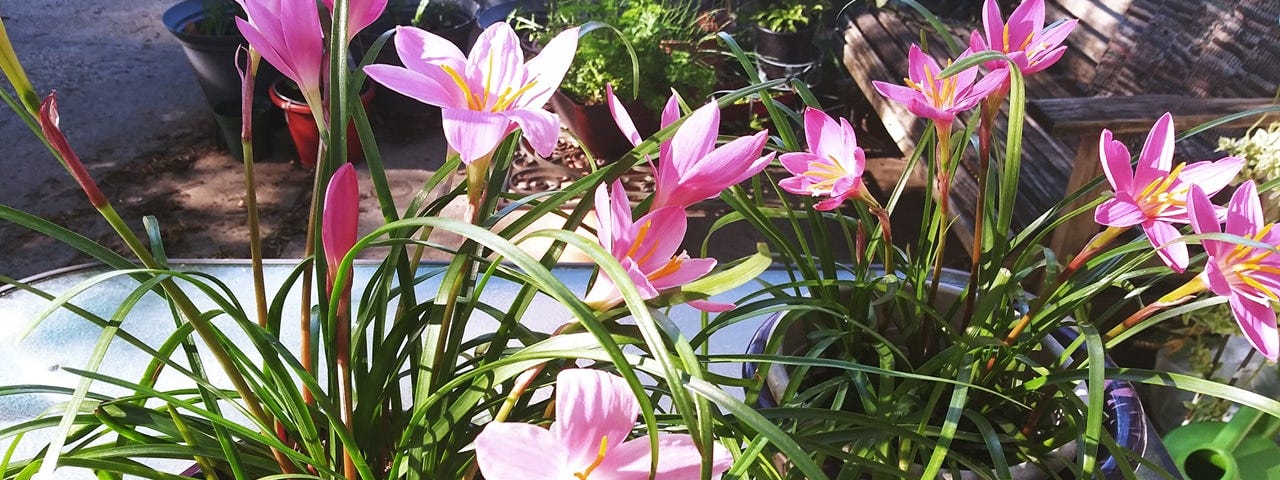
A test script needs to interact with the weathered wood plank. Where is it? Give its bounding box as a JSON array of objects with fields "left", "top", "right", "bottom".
[
  {"left": 1029, "top": 96, "right": 1277, "bottom": 135},
  {"left": 842, "top": 13, "right": 923, "bottom": 156}
]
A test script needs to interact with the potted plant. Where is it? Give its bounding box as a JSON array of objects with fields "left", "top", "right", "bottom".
[
  {"left": 3, "top": 0, "right": 1280, "bottom": 479},
  {"left": 518, "top": 0, "right": 720, "bottom": 160},
  {"left": 749, "top": 0, "right": 824, "bottom": 79}
]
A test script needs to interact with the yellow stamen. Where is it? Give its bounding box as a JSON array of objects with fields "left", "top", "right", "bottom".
[
  {"left": 440, "top": 65, "right": 481, "bottom": 110},
  {"left": 648, "top": 257, "right": 686, "bottom": 281},
  {"left": 625, "top": 220, "right": 653, "bottom": 260},
  {"left": 490, "top": 79, "right": 539, "bottom": 112},
  {"left": 573, "top": 436, "right": 609, "bottom": 480},
  {"left": 1002, "top": 23, "right": 1011, "bottom": 51}
]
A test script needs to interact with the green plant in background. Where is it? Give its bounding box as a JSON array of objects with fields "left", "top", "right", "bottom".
[
  {"left": 751, "top": 0, "right": 825, "bottom": 33},
  {"left": 1217, "top": 121, "right": 1280, "bottom": 225},
  {"left": 195, "top": 0, "right": 245, "bottom": 35},
  {"left": 524, "top": 0, "right": 719, "bottom": 113}
]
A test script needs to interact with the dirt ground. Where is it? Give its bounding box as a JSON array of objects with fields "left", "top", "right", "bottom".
[{"left": 0, "top": 0, "right": 934, "bottom": 282}]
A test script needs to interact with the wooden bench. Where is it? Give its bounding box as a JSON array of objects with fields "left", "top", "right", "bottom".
[{"left": 840, "top": 0, "right": 1278, "bottom": 256}]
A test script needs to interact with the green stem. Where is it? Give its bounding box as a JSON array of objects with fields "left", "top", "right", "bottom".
[{"left": 240, "top": 54, "right": 268, "bottom": 329}]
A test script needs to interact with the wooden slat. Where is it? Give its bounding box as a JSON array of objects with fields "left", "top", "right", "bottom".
[
  {"left": 842, "top": 13, "right": 923, "bottom": 156},
  {"left": 1029, "top": 96, "right": 1277, "bottom": 135}
]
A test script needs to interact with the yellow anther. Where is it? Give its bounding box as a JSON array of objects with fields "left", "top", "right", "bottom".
[
  {"left": 574, "top": 436, "right": 610, "bottom": 480},
  {"left": 440, "top": 65, "right": 481, "bottom": 110}
]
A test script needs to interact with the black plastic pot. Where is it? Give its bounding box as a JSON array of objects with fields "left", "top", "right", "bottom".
[
  {"left": 548, "top": 90, "right": 657, "bottom": 162},
  {"left": 212, "top": 96, "right": 275, "bottom": 161},
  {"left": 742, "top": 269, "right": 1156, "bottom": 479},
  {"left": 754, "top": 24, "right": 817, "bottom": 80},
  {"left": 164, "top": 0, "right": 251, "bottom": 109}
]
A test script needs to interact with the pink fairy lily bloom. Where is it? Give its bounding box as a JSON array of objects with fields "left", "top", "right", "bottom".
[
  {"left": 322, "top": 163, "right": 359, "bottom": 293},
  {"left": 584, "top": 181, "right": 726, "bottom": 312},
  {"left": 322, "top": 0, "right": 388, "bottom": 43},
  {"left": 475, "top": 368, "right": 733, "bottom": 479},
  {"left": 967, "top": 0, "right": 1078, "bottom": 75},
  {"left": 1094, "top": 113, "right": 1244, "bottom": 273},
  {"left": 605, "top": 86, "right": 773, "bottom": 210},
  {"left": 236, "top": 0, "right": 326, "bottom": 104},
  {"left": 871, "top": 45, "right": 1008, "bottom": 125},
  {"left": 779, "top": 107, "right": 870, "bottom": 211},
  {"left": 1186, "top": 182, "right": 1280, "bottom": 361},
  {"left": 364, "top": 22, "right": 579, "bottom": 164}
]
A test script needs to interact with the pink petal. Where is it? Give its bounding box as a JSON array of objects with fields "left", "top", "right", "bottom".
[
  {"left": 322, "top": 163, "right": 360, "bottom": 276},
  {"left": 906, "top": 45, "right": 940, "bottom": 84},
  {"left": 982, "top": 0, "right": 1003, "bottom": 49},
  {"left": 520, "top": 27, "right": 580, "bottom": 108},
  {"left": 658, "top": 132, "right": 771, "bottom": 209},
  {"left": 1228, "top": 294, "right": 1280, "bottom": 361},
  {"left": 467, "top": 23, "right": 526, "bottom": 110},
  {"left": 1022, "top": 46, "right": 1067, "bottom": 74},
  {"left": 606, "top": 180, "right": 635, "bottom": 256},
  {"left": 238, "top": 19, "right": 300, "bottom": 89},
  {"left": 606, "top": 84, "right": 643, "bottom": 147},
  {"left": 690, "top": 299, "right": 735, "bottom": 312},
  {"left": 552, "top": 369, "right": 641, "bottom": 470},
  {"left": 872, "top": 81, "right": 924, "bottom": 109},
  {"left": 1094, "top": 197, "right": 1146, "bottom": 227},
  {"left": 779, "top": 152, "right": 819, "bottom": 175},
  {"left": 814, "top": 195, "right": 848, "bottom": 211},
  {"left": 649, "top": 256, "right": 717, "bottom": 292},
  {"left": 596, "top": 434, "right": 733, "bottom": 480},
  {"left": 966, "top": 67, "right": 1009, "bottom": 104},
  {"left": 441, "top": 109, "right": 512, "bottom": 164},
  {"left": 629, "top": 207, "right": 689, "bottom": 273},
  {"left": 1144, "top": 220, "right": 1189, "bottom": 273},
  {"left": 1137, "top": 113, "right": 1175, "bottom": 180},
  {"left": 278, "top": 0, "right": 325, "bottom": 90},
  {"left": 394, "top": 26, "right": 467, "bottom": 77},
  {"left": 668, "top": 101, "right": 721, "bottom": 174},
  {"left": 1098, "top": 130, "right": 1133, "bottom": 192},
  {"left": 661, "top": 94, "right": 682, "bottom": 130},
  {"left": 802, "top": 107, "right": 831, "bottom": 154},
  {"left": 475, "top": 422, "right": 568, "bottom": 480},
  {"left": 778, "top": 175, "right": 814, "bottom": 196},
  {"left": 363, "top": 64, "right": 462, "bottom": 108},
  {"left": 1007, "top": 0, "right": 1045, "bottom": 41},
  {"left": 1226, "top": 180, "right": 1264, "bottom": 237},
  {"left": 1179, "top": 156, "right": 1245, "bottom": 199},
  {"left": 506, "top": 108, "right": 561, "bottom": 158},
  {"left": 1033, "top": 19, "right": 1078, "bottom": 52},
  {"left": 1186, "top": 184, "right": 1228, "bottom": 257}
]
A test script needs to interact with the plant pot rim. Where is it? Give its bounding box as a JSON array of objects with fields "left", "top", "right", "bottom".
[
  {"left": 753, "top": 22, "right": 816, "bottom": 37},
  {"left": 163, "top": 0, "right": 244, "bottom": 47},
  {"left": 268, "top": 79, "right": 375, "bottom": 114}
]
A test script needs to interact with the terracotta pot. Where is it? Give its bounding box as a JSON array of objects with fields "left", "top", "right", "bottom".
[
  {"left": 268, "top": 79, "right": 375, "bottom": 167},
  {"left": 549, "top": 90, "right": 658, "bottom": 161}
]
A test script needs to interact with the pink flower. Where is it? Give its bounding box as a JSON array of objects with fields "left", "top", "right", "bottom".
[
  {"left": 364, "top": 22, "right": 579, "bottom": 164},
  {"left": 236, "top": 0, "right": 326, "bottom": 104},
  {"left": 322, "top": 0, "right": 389, "bottom": 43},
  {"left": 1094, "top": 113, "right": 1243, "bottom": 273},
  {"left": 584, "top": 181, "right": 721, "bottom": 311},
  {"left": 475, "top": 369, "right": 733, "bottom": 479},
  {"left": 606, "top": 86, "right": 773, "bottom": 210},
  {"left": 779, "top": 107, "right": 870, "bottom": 211},
  {"left": 967, "top": 0, "right": 1078, "bottom": 74},
  {"left": 322, "top": 163, "right": 359, "bottom": 293},
  {"left": 871, "top": 45, "right": 1008, "bottom": 125},
  {"left": 1186, "top": 181, "right": 1280, "bottom": 361}
]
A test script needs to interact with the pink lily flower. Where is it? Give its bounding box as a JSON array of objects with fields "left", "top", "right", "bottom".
[
  {"left": 1186, "top": 182, "right": 1280, "bottom": 361},
  {"left": 605, "top": 86, "right": 773, "bottom": 210},
  {"left": 322, "top": 163, "right": 359, "bottom": 293},
  {"left": 871, "top": 45, "right": 1008, "bottom": 125},
  {"left": 364, "top": 22, "right": 579, "bottom": 164},
  {"left": 322, "top": 0, "right": 388, "bottom": 43},
  {"left": 584, "top": 181, "right": 725, "bottom": 312},
  {"left": 967, "top": 0, "right": 1078, "bottom": 75},
  {"left": 1094, "top": 113, "right": 1243, "bottom": 272},
  {"left": 779, "top": 107, "right": 870, "bottom": 211},
  {"left": 235, "top": 0, "right": 326, "bottom": 105},
  {"left": 475, "top": 368, "right": 733, "bottom": 479}
]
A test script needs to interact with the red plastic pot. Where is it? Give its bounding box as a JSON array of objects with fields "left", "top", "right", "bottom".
[{"left": 268, "top": 79, "right": 375, "bottom": 167}]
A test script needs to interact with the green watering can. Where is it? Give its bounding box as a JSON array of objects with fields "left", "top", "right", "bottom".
[{"left": 1163, "top": 407, "right": 1280, "bottom": 479}]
